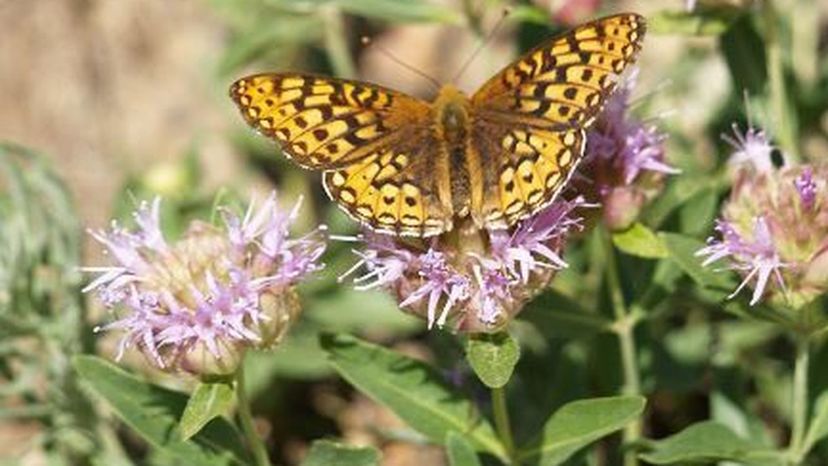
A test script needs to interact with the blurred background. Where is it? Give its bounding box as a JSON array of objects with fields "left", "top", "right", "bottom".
[{"left": 1, "top": 0, "right": 827, "bottom": 465}]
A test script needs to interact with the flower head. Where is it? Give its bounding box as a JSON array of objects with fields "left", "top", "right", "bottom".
[
  {"left": 84, "top": 193, "right": 326, "bottom": 376},
  {"left": 341, "top": 197, "right": 588, "bottom": 332},
  {"left": 580, "top": 68, "right": 678, "bottom": 230},
  {"left": 698, "top": 160, "right": 828, "bottom": 311}
]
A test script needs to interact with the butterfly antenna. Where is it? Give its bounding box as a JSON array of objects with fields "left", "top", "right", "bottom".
[
  {"left": 361, "top": 36, "right": 441, "bottom": 91},
  {"left": 450, "top": 7, "right": 511, "bottom": 85}
]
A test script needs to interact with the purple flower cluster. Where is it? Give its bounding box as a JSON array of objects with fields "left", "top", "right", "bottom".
[
  {"left": 341, "top": 198, "right": 588, "bottom": 332},
  {"left": 697, "top": 125, "right": 828, "bottom": 309},
  {"left": 580, "top": 68, "right": 678, "bottom": 230},
  {"left": 84, "top": 193, "right": 325, "bottom": 374}
]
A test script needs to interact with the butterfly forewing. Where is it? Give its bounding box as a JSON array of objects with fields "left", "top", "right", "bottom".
[
  {"left": 470, "top": 13, "right": 646, "bottom": 227},
  {"left": 230, "top": 73, "right": 431, "bottom": 170},
  {"left": 230, "top": 72, "right": 451, "bottom": 235}
]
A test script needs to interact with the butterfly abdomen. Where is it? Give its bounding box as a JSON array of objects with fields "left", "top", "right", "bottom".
[{"left": 432, "top": 85, "right": 483, "bottom": 223}]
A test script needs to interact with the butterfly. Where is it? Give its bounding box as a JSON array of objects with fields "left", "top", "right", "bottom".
[{"left": 230, "top": 13, "right": 645, "bottom": 237}]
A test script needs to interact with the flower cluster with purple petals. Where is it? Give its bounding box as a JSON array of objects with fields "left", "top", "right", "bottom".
[
  {"left": 340, "top": 197, "right": 588, "bottom": 332},
  {"left": 580, "top": 68, "right": 679, "bottom": 230},
  {"left": 84, "top": 193, "right": 326, "bottom": 375},
  {"left": 697, "top": 125, "right": 828, "bottom": 310}
]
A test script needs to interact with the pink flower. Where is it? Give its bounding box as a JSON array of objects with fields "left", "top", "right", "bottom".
[
  {"left": 341, "top": 197, "right": 588, "bottom": 332},
  {"left": 84, "top": 193, "right": 326, "bottom": 375},
  {"left": 697, "top": 218, "right": 787, "bottom": 305}
]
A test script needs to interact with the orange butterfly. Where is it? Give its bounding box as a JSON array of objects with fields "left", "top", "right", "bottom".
[{"left": 230, "top": 13, "right": 646, "bottom": 237}]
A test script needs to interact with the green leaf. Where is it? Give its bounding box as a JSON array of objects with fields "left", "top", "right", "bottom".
[
  {"left": 320, "top": 333, "right": 506, "bottom": 461},
  {"left": 661, "top": 232, "right": 736, "bottom": 299},
  {"left": 466, "top": 332, "right": 520, "bottom": 388},
  {"left": 679, "top": 189, "right": 719, "bottom": 236},
  {"left": 720, "top": 14, "right": 767, "bottom": 95},
  {"left": 518, "top": 396, "right": 646, "bottom": 466},
  {"left": 803, "top": 391, "right": 828, "bottom": 454},
  {"left": 332, "top": 0, "right": 462, "bottom": 23},
  {"left": 446, "top": 432, "right": 482, "bottom": 466},
  {"left": 73, "top": 356, "right": 249, "bottom": 466},
  {"left": 649, "top": 8, "right": 741, "bottom": 36},
  {"left": 179, "top": 382, "right": 235, "bottom": 441},
  {"left": 640, "top": 421, "right": 782, "bottom": 465},
  {"left": 519, "top": 289, "right": 612, "bottom": 339},
  {"left": 612, "top": 223, "right": 668, "bottom": 259},
  {"left": 301, "top": 440, "right": 379, "bottom": 466}
]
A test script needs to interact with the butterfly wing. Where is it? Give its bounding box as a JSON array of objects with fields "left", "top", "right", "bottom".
[
  {"left": 230, "top": 73, "right": 451, "bottom": 236},
  {"left": 469, "top": 13, "right": 646, "bottom": 227}
]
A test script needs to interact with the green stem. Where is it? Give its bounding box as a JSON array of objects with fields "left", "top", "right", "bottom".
[
  {"left": 237, "top": 361, "right": 270, "bottom": 466},
  {"left": 491, "top": 386, "right": 515, "bottom": 464},
  {"left": 603, "top": 229, "right": 642, "bottom": 466},
  {"left": 323, "top": 5, "right": 356, "bottom": 78},
  {"left": 762, "top": 0, "right": 797, "bottom": 159},
  {"left": 788, "top": 337, "right": 810, "bottom": 464}
]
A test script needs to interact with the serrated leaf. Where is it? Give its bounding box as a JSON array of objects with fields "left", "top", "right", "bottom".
[
  {"left": 466, "top": 332, "right": 520, "bottom": 388},
  {"left": 640, "top": 421, "right": 782, "bottom": 465},
  {"left": 73, "top": 356, "right": 249, "bottom": 466},
  {"left": 446, "top": 432, "right": 482, "bottom": 466},
  {"left": 320, "top": 333, "right": 506, "bottom": 462},
  {"left": 301, "top": 440, "right": 379, "bottom": 466},
  {"left": 612, "top": 223, "right": 668, "bottom": 259},
  {"left": 518, "top": 396, "right": 645, "bottom": 466},
  {"left": 179, "top": 382, "right": 235, "bottom": 441}
]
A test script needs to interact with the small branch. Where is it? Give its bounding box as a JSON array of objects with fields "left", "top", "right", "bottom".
[
  {"left": 237, "top": 360, "right": 271, "bottom": 466},
  {"left": 603, "top": 229, "right": 643, "bottom": 466},
  {"left": 491, "top": 386, "right": 515, "bottom": 464},
  {"left": 788, "top": 337, "right": 810, "bottom": 465}
]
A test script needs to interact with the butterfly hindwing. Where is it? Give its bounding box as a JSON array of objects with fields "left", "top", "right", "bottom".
[
  {"left": 472, "top": 123, "right": 585, "bottom": 227},
  {"left": 230, "top": 73, "right": 431, "bottom": 170},
  {"left": 322, "top": 135, "right": 452, "bottom": 236}
]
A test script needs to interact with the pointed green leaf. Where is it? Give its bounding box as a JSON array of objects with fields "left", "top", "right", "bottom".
[
  {"left": 466, "top": 332, "right": 520, "bottom": 388},
  {"left": 640, "top": 421, "right": 782, "bottom": 464},
  {"left": 301, "top": 440, "right": 379, "bottom": 466},
  {"left": 612, "top": 223, "right": 668, "bottom": 259},
  {"left": 446, "top": 432, "right": 482, "bottom": 466},
  {"left": 320, "top": 333, "right": 506, "bottom": 461},
  {"left": 518, "top": 396, "right": 645, "bottom": 466},
  {"left": 73, "top": 355, "right": 249, "bottom": 466},
  {"left": 179, "top": 382, "right": 235, "bottom": 441}
]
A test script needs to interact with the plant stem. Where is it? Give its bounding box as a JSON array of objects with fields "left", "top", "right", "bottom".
[
  {"left": 323, "top": 5, "right": 356, "bottom": 78},
  {"left": 603, "top": 229, "right": 642, "bottom": 466},
  {"left": 237, "top": 361, "right": 270, "bottom": 466},
  {"left": 491, "top": 386, "right": 515, "bottom": 464},
  {"left": 788, "top": 337, "right": 810, "bottom": 464},
  {"left": 762, "top": 0, "right": 797, "bottom": 159}
]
